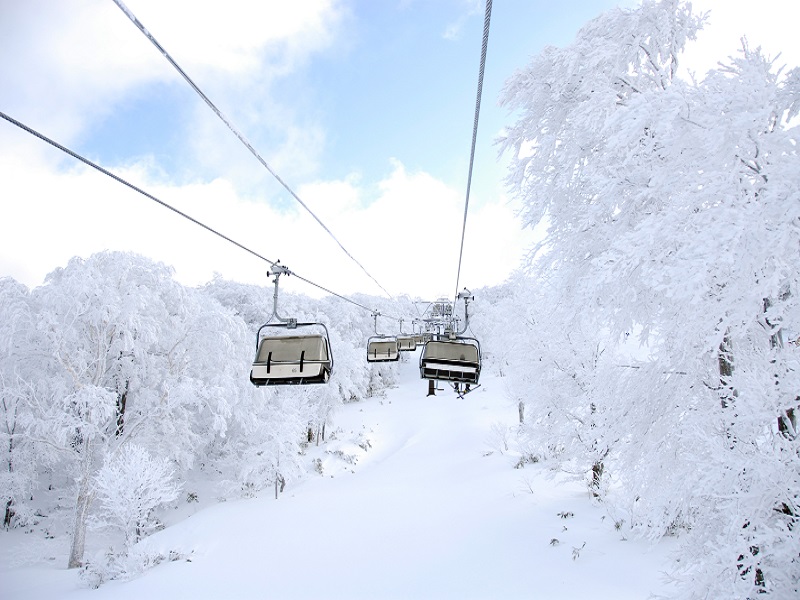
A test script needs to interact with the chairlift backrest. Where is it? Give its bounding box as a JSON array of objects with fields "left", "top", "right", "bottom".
[
  {"left": 254, "top": 335, "right": 328, "bottom": 363},
  {"left": 367, "top": 337, "right": 400, "bottom": 362},
  {"left": 419, "top": 338, "right": 481, "bottom": 385},
  {"left": 423, "top": 340, "right": 478, "bottom": 363},
  {"left": 251, "top": 328, "right": 333, "bottom": 386},
  {"left": 397, "top": 335, "right": 417, "bottom": 352}
]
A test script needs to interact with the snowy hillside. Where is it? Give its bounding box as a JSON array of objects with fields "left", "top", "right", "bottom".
[{"left": 1, "top": 354, "right": 675, "bottom": 599}]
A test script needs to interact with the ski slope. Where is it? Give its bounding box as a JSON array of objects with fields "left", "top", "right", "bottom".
[{"left": 2, "top": 352, "right": 676, "bottom": 599}]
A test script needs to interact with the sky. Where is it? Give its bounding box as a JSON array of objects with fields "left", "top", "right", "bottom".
[{"left": 1, "top": 0, "right": 798, "bottom": 302}]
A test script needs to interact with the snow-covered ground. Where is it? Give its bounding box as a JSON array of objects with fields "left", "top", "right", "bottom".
[{"left": 1, "top": 353, "right": 676, "bottom": 599}]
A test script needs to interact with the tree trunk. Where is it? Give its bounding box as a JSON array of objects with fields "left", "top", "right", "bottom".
[
  {"left": 4, "top": 422, "right": 15, "bottom": 528},
  {"left": 115, "top": 380, "right": 129, "bottom": 437},
  {"left": 68, "top": 437, "right": 94, "bottom": 569},
  {"left": 764, "top": 297, "right": 799, "bottom": 439},
  {"left": 3, "top": 397, "right": 19, "bottom": 528},
  {"left": 718, "top": 333, "right": 735, "bottom": 409},
  {"left": 274, "top": 474, "right": 286, "bottom": 500},
  {"left": 591, "top": 461, "right": 604, "bottom": 499},
  {"left": 590, "top": 447, "right": 609, "bottom": 499},
  {"left": 68, "top": 475, "right": 92, "bottom": 568},
  {"left": 518, "top": 401, "right": 525, "bottom": 424},
  {"left": 3, "top": 499, "right": 13, "bottom": 529},
  {"left": 778, "top": 406, "right": 797, "bottom": 439}
]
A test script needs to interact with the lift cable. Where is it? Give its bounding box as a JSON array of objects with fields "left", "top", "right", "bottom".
[
  {"left": 0, "top": 110, "right": 407, "bottom": 321},
  {"left": 111, "top": 0, "right": 394, "bottom": 300},
  {"left": 452, "top": 0, "right": 492, "bottom": 308}
]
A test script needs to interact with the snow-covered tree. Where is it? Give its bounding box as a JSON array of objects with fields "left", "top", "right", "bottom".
[
  {"left": 0, "top": 248, "right": 413, "bottom": 574},
  {"left": 499, "top": 0, "right": 800, "bottom": 596},
  {"left": 0, "top": 278, "right": 50, "bottom": 528},
  {"left": 20, "top": 252, "right": 248, "bottom": 568},
  {"left": 93, "top": 444, "right": 180, "bottom": 549}
]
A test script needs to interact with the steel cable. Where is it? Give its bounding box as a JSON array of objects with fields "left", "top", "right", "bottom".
[
  {"left": 112, "top": 0, "right": 394, "bottom": 299},
  {"left": 452, "top": 0, "right": 492, "bottom": 307},
  {"left": 0, "top": 110, "right": 404, "bottom": 321}
]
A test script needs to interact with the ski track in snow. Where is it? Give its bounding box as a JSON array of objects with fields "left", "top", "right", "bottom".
[{"left": 1, "top": 353, "right": 676, "bottom": 599}]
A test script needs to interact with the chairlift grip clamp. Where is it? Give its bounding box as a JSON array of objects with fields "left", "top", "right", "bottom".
[{"left": 270, "top": 262, "right": 292, "bottom": 280}]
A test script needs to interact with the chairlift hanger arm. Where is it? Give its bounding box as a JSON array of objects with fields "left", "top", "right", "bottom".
[
  {"left": 454, "top": 288, "right": 473, "bottom": 336},
  {"left": 261, "top": 262, "right": 296, "bottom": 327},
  {"left": 372, "top": 310, "right": 394, "bottom": 336}
]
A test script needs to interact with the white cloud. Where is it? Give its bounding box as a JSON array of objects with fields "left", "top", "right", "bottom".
[
  {"left": 116, "top": 0, "right": 341, "bottom": 75},
  {"left": 0, "top": 0, "right": 343, "bottom": 171},
  {"left": 442, "top": 0, "right": 483, "bottom": 41},
  {"left": 0, "top": 0, "right": 165, "bottom": 140},
  {"left": 0, "top": 137, "right": 529, "bottom": 302},
  {"left": 297, "top": 160, "right": 533, "bottom": 300}
]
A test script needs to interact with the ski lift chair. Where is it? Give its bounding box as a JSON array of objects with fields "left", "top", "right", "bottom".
[
  {"left": 251, "top": 325, "right": 333, "bottom": 386},
  {"left": 419, "top": 338, "right": 481, "bottom": 385},
  {"left": 249, "top": 263, "right": 333, "bottom": 387},
  {"left": 397, "top": 335, "right": 417, "bottom": 352},
  {"left": 367, "top": 336, "right": 400, "bottom": 362}
]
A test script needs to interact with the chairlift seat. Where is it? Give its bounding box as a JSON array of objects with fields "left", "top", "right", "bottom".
[
  {"left": 419, "top": 339, "right": 481, "bottom": 385},
  {"left": 251, "top": 334, "right": 331, "bottom": 386},
  {"left": 367, "top": 337, "right": 400, "bottom": 362},
  {"left": 397, "top": 335, "right": 417, "bottom": 352}
]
